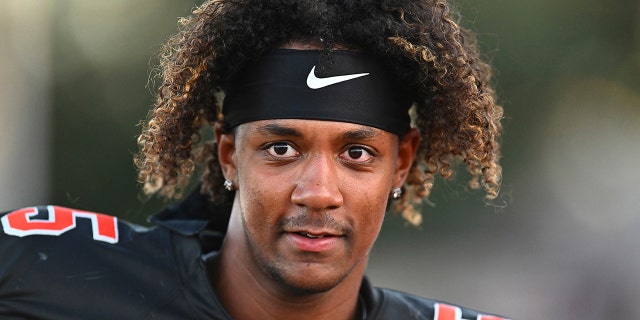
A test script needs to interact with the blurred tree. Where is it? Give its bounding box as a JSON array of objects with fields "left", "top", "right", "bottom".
[{"left": 51, "top": 0, "right": 199, "bottom": 224}]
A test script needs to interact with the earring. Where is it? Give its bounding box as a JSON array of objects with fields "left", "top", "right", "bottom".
[
  {"left": 392, "top": 187, "right": 403, "bottom": 199},
  {"left": 223, "top": 179, "right": 234, "bottom": 191}
]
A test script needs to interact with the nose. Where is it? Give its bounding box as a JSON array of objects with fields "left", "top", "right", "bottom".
[{"left": 290, "top": 153, "right": 343, "bottom": 211}]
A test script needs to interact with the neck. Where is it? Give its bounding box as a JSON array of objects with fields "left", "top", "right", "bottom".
[{"left": 211, "top": 203, "right": 366, "bottom": 320}]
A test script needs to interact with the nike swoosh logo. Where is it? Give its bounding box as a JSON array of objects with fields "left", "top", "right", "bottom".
[{"left": 306, "top": 66, "right": 370, "bottom": 89}]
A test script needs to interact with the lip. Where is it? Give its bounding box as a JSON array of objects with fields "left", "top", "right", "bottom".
[{"left": 284, "top": 232, "right": 343, "bottom": 253}]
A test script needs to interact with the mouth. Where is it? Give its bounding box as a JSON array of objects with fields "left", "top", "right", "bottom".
[
  {"left": 295, "top": 232, "right": 336, "bottom": 239},
  {"left": 285, "top": 230, "right": 343, "bottom": 252}
]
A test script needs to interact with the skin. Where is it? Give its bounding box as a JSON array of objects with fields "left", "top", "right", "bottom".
[{"left": 214, "top": 119, "right": 420, "bottom": 320}]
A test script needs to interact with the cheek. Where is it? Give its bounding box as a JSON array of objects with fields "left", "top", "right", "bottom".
[
  {"left": 237, "top": 170, "right": 287, "bottom": 228},
  {"left": 350, "top": 188, "right": 389, "bottom": 239},
  {"left": 236, "top": 168, "right": 264, "bottom": 223},
  {"left": 365, "top": 197, "right": 387, "bottom": 230}
]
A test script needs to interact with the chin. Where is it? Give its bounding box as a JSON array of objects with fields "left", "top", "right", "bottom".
[
  {"left": 264, "top": 262, "right": 352, "bottom": 295},
  {"left": 279, "top": 275, "right": 347, "bottom": 295}
]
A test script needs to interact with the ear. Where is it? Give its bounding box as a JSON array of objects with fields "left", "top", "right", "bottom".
[
  {"left": 392, "top": 128, "right": 420, "bottom": 188},
  {"left": 214, "top": 121, "right": 237, "bottom": 183}
]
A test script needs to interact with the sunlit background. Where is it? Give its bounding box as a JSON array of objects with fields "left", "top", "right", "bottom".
[{"left": 1, "top": 0, "right": 639, "bottom": 318}]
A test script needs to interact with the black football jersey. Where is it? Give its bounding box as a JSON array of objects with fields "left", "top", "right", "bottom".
[{"left": 0, "top": 191, "right": 509, "bottom": 320}]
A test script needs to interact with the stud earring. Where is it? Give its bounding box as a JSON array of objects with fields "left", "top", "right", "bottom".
[
  {"left": 392, "top": 187, "right": 403, "bottom": 199},
  {"left": 223, "top": 179, "right": 234, "bottom": 191}
]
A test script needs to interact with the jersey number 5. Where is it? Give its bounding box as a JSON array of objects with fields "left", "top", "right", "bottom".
[{"left": 1, "top": 206, "right": 119, "bottom": 244}]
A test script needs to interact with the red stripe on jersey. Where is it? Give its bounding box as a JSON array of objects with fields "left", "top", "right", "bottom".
[{"left": 434, "top": 303, "right": 461, "bottom": 320}]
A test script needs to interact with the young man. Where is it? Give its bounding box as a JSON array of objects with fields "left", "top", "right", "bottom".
[{"left": 0, "top": 0, "right": 506, "bottom": 319}]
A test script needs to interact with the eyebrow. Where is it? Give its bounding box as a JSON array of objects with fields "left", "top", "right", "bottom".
[
  {"left": 255, "top": 123, "right": 301, "bottom": 137},
  {"left": 254, "top": 123, "right": 382, "bottom": 141},
  {"left": 341, "top": 127, "right": 382, "bottom": 141}
]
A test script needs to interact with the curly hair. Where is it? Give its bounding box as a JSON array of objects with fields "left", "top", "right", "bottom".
[{"left": 134, "top": 0, "right": 503, "bottom": 225}]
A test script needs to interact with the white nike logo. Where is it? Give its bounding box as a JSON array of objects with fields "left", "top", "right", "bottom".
[{"left": 306, "top": 66, "right": 370, "bottom": 89}]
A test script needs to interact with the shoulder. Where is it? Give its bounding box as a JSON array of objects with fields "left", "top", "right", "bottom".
[
  {"left": 0, "top": 205, "right": 173, "bottom": 286},
  {"left": 0, "top": 205, "right": 189, "bottom": 277},
  {"left": 0, "top": 205, "right": 201, "bottom": 319},
  {"left": 0, "top": 205, "right": 166, "bottom": 251},
  {"left": 367, "top": 286, "right": 510, "bottom": 320}
]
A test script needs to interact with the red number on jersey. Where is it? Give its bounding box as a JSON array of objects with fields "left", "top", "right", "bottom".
[
  {"left": 434, "top": 303, "right": 510, "bottom": 320},
  {"left": 1, "top": 206, "right": 119, "bottom": 244},
  {"left": 434, "top": 303, "right": 462, "bottom": 320}
]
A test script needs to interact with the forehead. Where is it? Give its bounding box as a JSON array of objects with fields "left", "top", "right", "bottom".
[{"left": 236, "top": 119, "right": 391, "bottom": 141}]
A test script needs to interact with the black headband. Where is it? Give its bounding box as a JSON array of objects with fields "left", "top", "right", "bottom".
[{"left": 222, "top": 49, "right": 413, "bottom": 136}]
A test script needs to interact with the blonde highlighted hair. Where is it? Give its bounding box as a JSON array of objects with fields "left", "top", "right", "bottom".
[{"left": 135, "top": 0, "right": 503, "bottom": 225}]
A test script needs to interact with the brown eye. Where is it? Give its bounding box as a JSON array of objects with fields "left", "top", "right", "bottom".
[
  {"left": 340, "top": 147, "right": 373, "bottom": 163},
  {"left": 266, "top": 143, "right": 299, "bottom": 158},
  {"left": 273, "top": 145, "right": 289, "bottom": 155},
  {"left": 348, "top": 149, "right": 363, "bottom": 159}
]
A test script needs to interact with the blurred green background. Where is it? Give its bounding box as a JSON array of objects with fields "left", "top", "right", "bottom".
[{"left": 1, "top": 0, "right": 639, "bottom": 318}]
